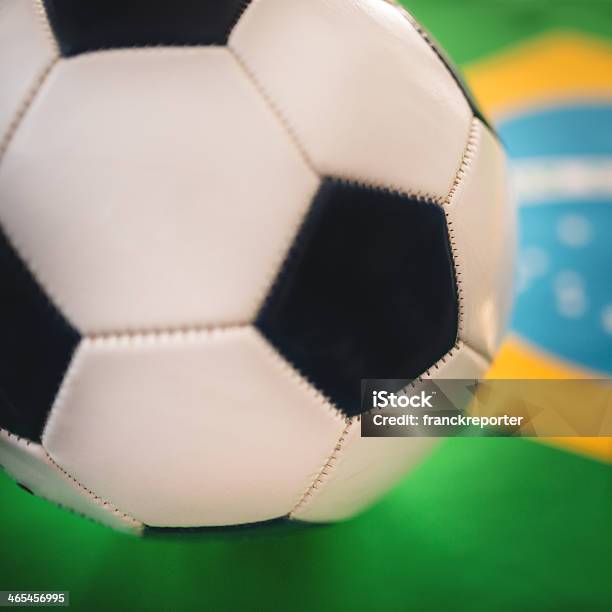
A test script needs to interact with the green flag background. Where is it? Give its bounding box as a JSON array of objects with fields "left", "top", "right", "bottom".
[
  {"left": 1, "top": 439, "right": 610, "bottom": 611},
  {"left": 1, "top": 2, "right": 611, "bottom": 611}
]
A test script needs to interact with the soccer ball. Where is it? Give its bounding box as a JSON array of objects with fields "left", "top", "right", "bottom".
[{"left": 0, "top": 0, "right": 514, "bottom": 533}]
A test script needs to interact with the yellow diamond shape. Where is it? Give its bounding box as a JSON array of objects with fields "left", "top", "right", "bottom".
[{"left": 465, "top": 32, "right": 612, "bottom": 118}]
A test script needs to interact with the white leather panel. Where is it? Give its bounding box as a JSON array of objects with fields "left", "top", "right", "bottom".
[
  {"left": 0, "top": 429, "right": 142, "bottom": 533},
  {"left": 0, "top": 0, "right": 57, "bottom": 145},
  {"left": 231, "top": 0, "right": 471, "bottom": 199},
  {"left": 0, "top": 48, "right": 318, "bottom": 333},
  {"left": 292, "top": 342, "right": 489, "bottom": 523},
  {"left": 43, "top": 327, "right": 346, "bottom": 527},
  {"left": 447, "top": 121, "right": 516, "bottom": 358}
]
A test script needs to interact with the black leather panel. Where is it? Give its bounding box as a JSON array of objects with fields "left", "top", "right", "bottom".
[
  {"left": 42, "top": 0, "right": 252, "bottom": 56},
  {"left": 256, "top": 179, "right": 458, "bottom": 417},
  {"left": 144, "top": 516, "right": 316, "bottom": 538},
  {"left": 0, "top": 227, "right": 80, "bottom": 441}
]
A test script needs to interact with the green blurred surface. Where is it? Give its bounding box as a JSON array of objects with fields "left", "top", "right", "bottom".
[
  {"left": 403, "top": 0, "right": 612, "bottom": 63},
  {"left": 2, "top": 2, "right": 612, "bottom": 611},
  {"left": 1, "top": 439, "right": 610, "bottom": 611}
]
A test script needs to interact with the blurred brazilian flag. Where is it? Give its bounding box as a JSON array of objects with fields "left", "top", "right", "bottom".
[{"left": 1, "top": 2, "right": 610, "bottom": 611}]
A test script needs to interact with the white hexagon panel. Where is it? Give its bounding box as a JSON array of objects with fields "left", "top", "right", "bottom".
[{"left": 0, "top": 47, "right": 319, "bottom": 334}]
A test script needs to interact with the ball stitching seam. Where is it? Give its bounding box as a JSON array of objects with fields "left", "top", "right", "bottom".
[
  {"left": 0, "top": 427, "right": 142, "bottom": 530},
  {"left": 289, "top": 419, "right": 353, "bottom": 518},
  {"left": 441, "top": 117, "right": 481, "bottom": 337},
  {"left": 44, "top": 451, "right": 142, "bottom": 528}
]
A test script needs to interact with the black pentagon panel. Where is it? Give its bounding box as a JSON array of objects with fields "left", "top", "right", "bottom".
[
  {"left": 0, "top": 226, "right": 80, "bottom": 442},
  {"left": 42, "top": 0, "right": 253, "bottom": 56},
  {"left": 256, "top": 179, "right": 458, "bottom": 418},
  {"left": 144, "top": 516, "right": 311, "bottom": 539}
]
